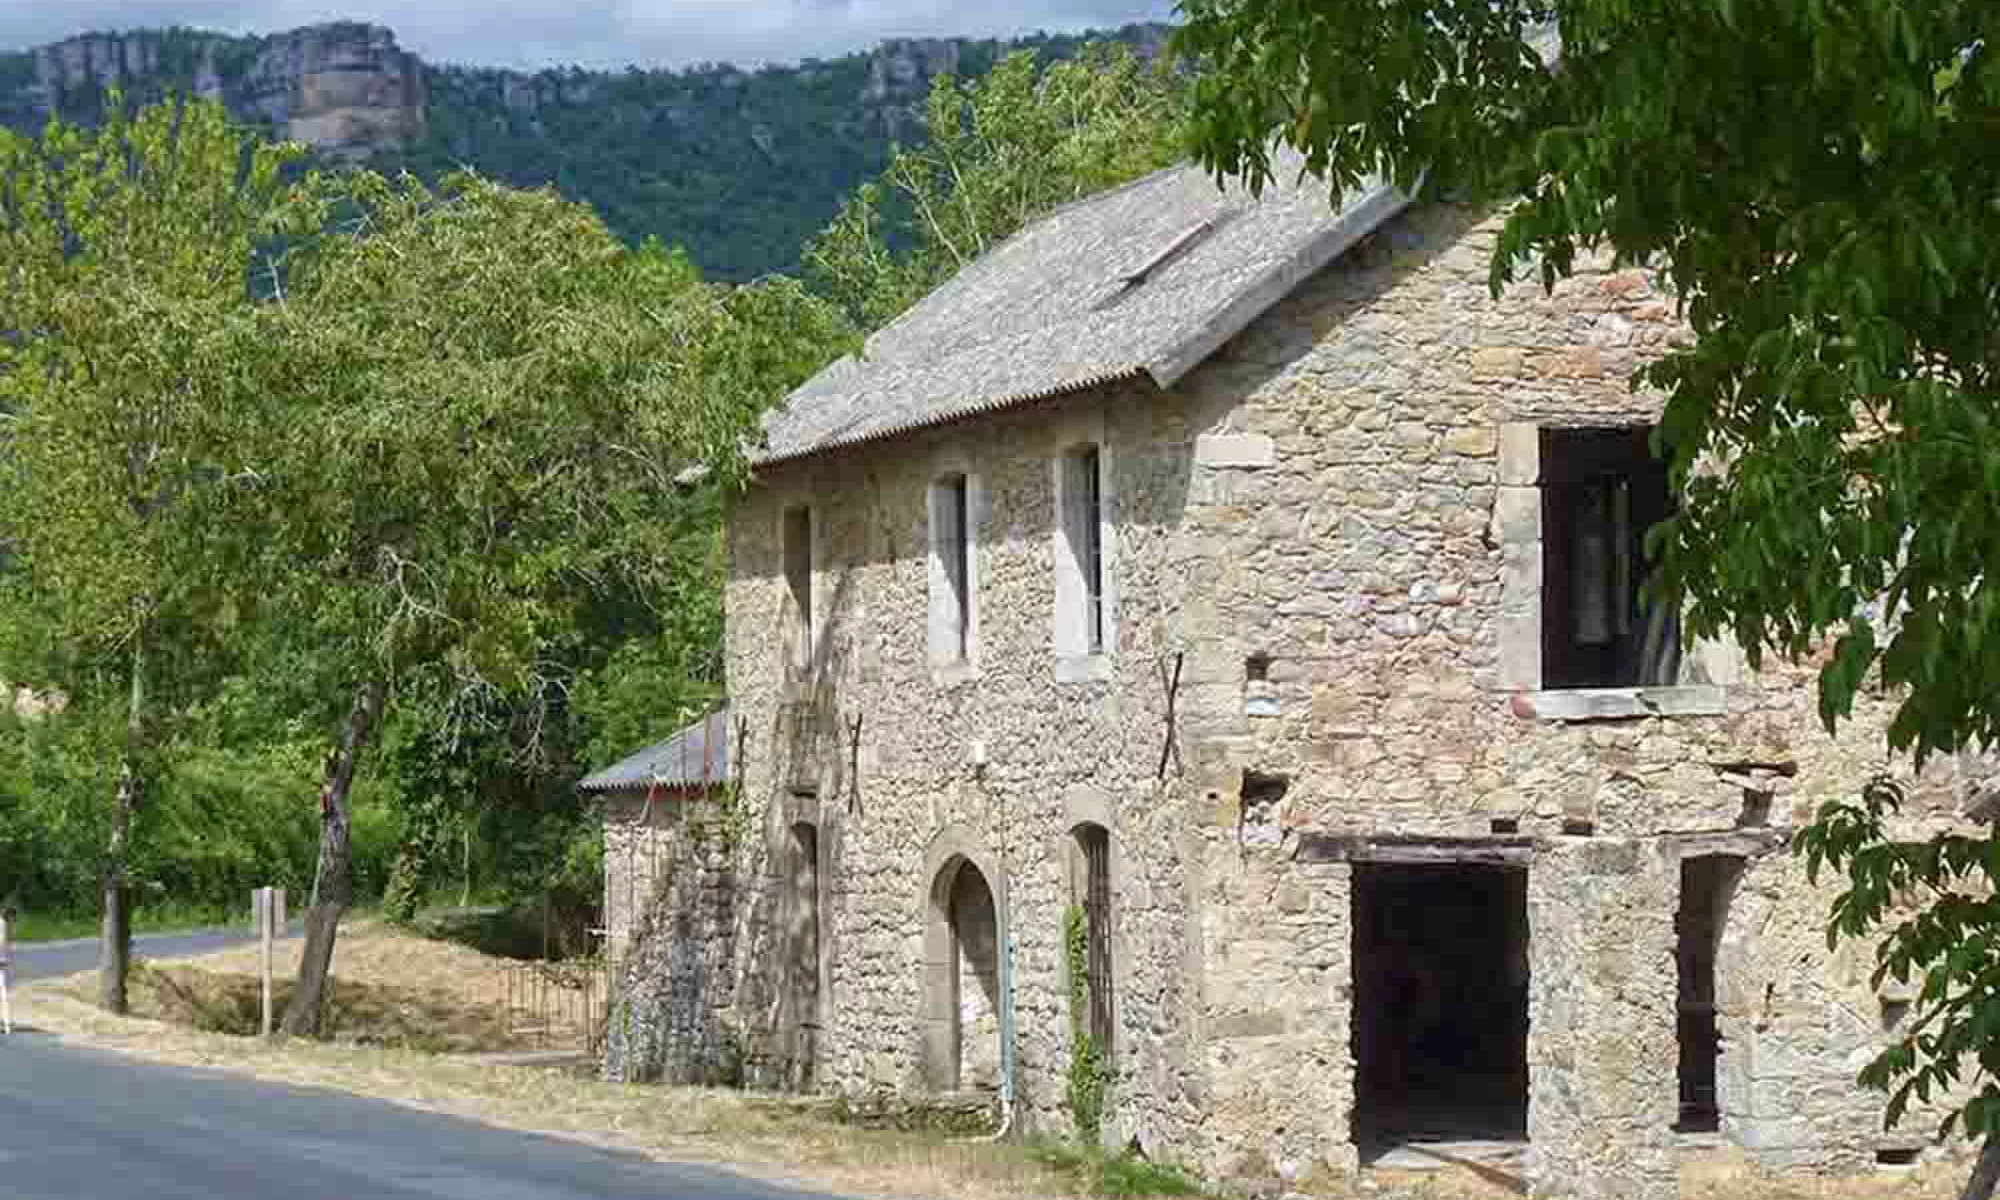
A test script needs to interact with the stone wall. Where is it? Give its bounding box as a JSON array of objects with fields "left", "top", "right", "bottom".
[
  {"left": 602, "top": 788, "right": 745, "bottom": 1086},
  {"left": 713, "top": 203, "right": 1971, "bottom": 1196}
]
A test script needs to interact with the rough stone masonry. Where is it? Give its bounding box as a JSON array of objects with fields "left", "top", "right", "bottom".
[{"left": 607, "top": 201, "right": 1977, "bottom": 1198}]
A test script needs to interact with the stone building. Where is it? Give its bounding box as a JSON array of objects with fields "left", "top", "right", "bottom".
[
  {"left": 605, "top": 153, "right": 1972, "bottom": 1196},
  {"left": 588, "top": 709, "right": 754, "bottom": 1085}
]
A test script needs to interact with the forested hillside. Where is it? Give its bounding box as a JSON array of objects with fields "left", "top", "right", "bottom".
[
  {"left": 0, "top": 20, "right": 1170, "bottom": 281},
  {"left": 0, "top": 33, "right": 1186, "bottom": 969}
]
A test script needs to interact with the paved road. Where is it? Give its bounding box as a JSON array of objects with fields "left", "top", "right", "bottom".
[
  {"left": 0, "top": 1034, "right": 837, "bottom": 1200},
  {"left": 9, "top": 923, "right": 303, "bottom": 983}
]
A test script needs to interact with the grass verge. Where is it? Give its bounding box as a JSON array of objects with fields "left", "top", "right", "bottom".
[
  {"left": 75, "top": 918, "right": 591, "bottom": 1054},
  {"left": 9, "top": 901, "right": 237, "bottom": 944},
  {"left": 1029, "top": 1141, "right": 1205, "bottom": 1196}
]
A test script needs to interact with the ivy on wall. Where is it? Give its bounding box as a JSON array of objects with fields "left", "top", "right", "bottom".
[{"left": 1064, "top": 903, "right": 1108, "bottom": 1142}]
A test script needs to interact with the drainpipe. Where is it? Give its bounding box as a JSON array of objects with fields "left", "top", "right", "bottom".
[{"left": 992, "top": 915, "right": 1018, "bottom": 1140}]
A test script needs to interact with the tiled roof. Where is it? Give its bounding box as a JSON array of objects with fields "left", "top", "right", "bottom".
[
  {"left": 578, "top": 708, "right": 729, "bottom": 794},
  {"left": 758, "top": 148, "right": 1410, "bottom": 464}
]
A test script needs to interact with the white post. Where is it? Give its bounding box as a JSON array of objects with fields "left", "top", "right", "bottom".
[
  {"left": 254, "top": 887, "right": 280, "bottom": 1037},
  {"left": 0, "top": 913, "right": 12, "bottom": 1035}
]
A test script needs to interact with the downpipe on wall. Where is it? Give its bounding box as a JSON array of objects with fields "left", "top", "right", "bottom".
[
  {"left": 983, "top": 918, "right": 1017, "bottom": 1141},
  {"left": 970, "top": 762, "right": 1014, "bottom": 1143},
  {"left": 960, "top": 908, "right": 1016, "bottom": 1143}
]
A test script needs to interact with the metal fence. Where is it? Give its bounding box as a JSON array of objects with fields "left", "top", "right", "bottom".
[{"left": 501, "top": 956, "right": 611, "bottom": 1056}]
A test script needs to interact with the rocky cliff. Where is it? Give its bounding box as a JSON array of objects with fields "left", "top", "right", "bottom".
[
  {"left": 3, "top": 23, "right": 425, "bottom": 158},
  {"left": 0, "top": 20, "right": 1169, "bottom": 279}
]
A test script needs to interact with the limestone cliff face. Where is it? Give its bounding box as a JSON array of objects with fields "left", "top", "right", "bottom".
[
  {"left": 12, "top": 23, "right": 425, "bottom": 158},
  {"left": 0, "top": 19, "right": 1171, "bottom": 281},
  {"left": 236, "top": 24, "right": 427, "bottom": 157}
]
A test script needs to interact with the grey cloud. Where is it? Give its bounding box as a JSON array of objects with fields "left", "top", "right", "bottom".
[{"left": 0, "top": 1, "right": 1177, "bottom": 69}]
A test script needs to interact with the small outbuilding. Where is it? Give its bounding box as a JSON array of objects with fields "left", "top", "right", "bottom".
[{"left": 585, "top": 707, "right": 732, "bottom": 972}]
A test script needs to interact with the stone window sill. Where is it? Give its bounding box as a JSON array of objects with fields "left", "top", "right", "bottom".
[
  {"left": 1055, "top": 653, "right": 1113, "bottom": 685},
  {"left": 930, "top": 659, "right": 981, "bottom": 688},
  {"left": 1516, "top": 685, "right": 1729, "bottom": 722}
]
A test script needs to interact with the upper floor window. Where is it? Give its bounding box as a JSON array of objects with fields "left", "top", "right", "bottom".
[
  {"left": 1539, "top": 426, "right": 1679, "bottom": 688},
  {"left": 782, "top": 504, "right": 813, "bottom": 676},
  {"left": 929, "top": 472, "right": 976, "bottom": 666},
  {"left": 1057, "top": 444, "right": 1107, "bottom": 657}
]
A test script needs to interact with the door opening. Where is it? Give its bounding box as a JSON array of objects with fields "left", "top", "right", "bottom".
[
  {"left": 1676, "top": 855, "right": 1743, "bottom": 1132},
  {"left": 1352, "top": 863, "right": 1529, "bottom": 1151}
]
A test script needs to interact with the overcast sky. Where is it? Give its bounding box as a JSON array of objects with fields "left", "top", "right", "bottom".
[{"left": 0, "top": 2, "right": 1178, "bottom": 70}]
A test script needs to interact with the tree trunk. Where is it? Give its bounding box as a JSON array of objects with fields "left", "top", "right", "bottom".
[
  {"left": 280, "top": 680, "right": 385, "bottom": 1037},
  {"left": 1963, "top": 1138, "right": 2000, "bottom": 1200},
  {"left": 99, "top": 631, "right": 146, "bottom": 1014}
]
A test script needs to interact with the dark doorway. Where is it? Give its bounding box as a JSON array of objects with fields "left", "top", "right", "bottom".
[
  {"left": 1352, "top": 863, "right": 1529, "bottom": 1149},
  {"left": 1676, "top": 855, "right": 1743, "bottom": 1132},
  {"left": 943, "top": 860, "right": 1001, "bottom": 1091}
]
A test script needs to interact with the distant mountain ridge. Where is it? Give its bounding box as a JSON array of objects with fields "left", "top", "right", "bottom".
[{"left": 0, "top": 20, "right": 1172, "bottom": 281}]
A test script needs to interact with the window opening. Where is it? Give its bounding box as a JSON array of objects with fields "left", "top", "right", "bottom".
[
  {"left": 1675, "top": 855, "right": 1744, "bottom": 1133},
  {"left": 782, "top": 505, "right": 813, "bottom": 675},
  {"left": 1074, "top": 824, "right": 1114, "bottom": 1058},
  {"left": 1540, "top": 426, "right": 1678, "bottom": 688},
  {"left": 1880, "top": 998, "right": 1912, "bottom": 1032},
  {"left": 1061, "top": 445, "right": 1106, "bottom": 655},
  {"left": 933, "top": 474, "right": 973, "bottom": 662}
]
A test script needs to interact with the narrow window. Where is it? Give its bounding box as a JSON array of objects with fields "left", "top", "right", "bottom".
[
  {"left": 1075, "top": 824, "right": 1115, "bottom": 1059},
  {"left": 1675, "top": 855, "right": 1744, "bottom": 1133},
  {"left": 782, "top": 505, "right": 813, "bottom": 676},
  {"left": 1540, "top": 426, "right": 1677, "bottom": 688},
  {"left": 1059, "top": 444, "right": 1107, "bottom": 656},
  {"left": 930, "top": 473, "right": 974, "bottom": 664}
]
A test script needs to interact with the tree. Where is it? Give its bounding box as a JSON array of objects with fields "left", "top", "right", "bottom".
[
  {"left": 249, "top": 171, "right": 848, "bottom": 1034},
  {"left": 805, "top": 42, "right": 1189, "bottom": 330},
  {"left": 1176, "top": 2, "right": 2000, "bottom": 1193},
  {"left": 0, "top": 95, "right": 311, "bottom": 1011}
]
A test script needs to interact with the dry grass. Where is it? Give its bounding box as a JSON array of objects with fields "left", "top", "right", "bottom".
[
  {"left": 6, "top": 924, "right": 1972, "bottom": 1200},
  {"left": 17, "top": 922, "right": 1133, "bottom": 1200},
  {"left": 61, "top": 919, "right": 597, "bottom": 1053},
  {"left": 1681, "top": 1153, "right": 1956, "bottom": 1200}
]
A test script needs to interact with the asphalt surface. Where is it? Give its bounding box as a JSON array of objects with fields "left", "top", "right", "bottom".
[
  {"left": 0, "top": 1033, "right": 839, "bottom": 1200},
  {"left": 9, "top": 923, "right": 303, "bottom": 983}
]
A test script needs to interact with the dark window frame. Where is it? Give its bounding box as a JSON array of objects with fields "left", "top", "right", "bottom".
[{"left": 1539, "top": 426, "right": 1679, "bottom": 689}]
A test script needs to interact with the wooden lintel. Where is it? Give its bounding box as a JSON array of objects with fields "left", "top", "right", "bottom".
[
  {"left": 1292, "top": 834, "right": 1535, "bottom": 866},
  {"left": 1661, "top": 828, "right": 1790, "bottom": 859}
]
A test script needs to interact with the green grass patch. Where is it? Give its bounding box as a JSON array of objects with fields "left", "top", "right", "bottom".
[
  {"left": 1027, "top": 1139, "right": 1208, "bottom": 1197},
  {"left": 10, "top": 901, "right": 239, "bottom": 944}
]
